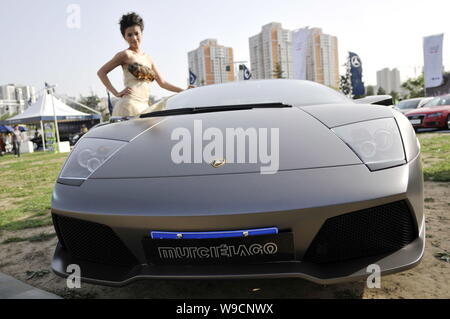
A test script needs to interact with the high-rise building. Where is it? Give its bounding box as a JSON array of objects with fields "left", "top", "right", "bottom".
[
  {"left": 376, "top": 68, "right": 401, "bottom": 94},
  {"left": 0, "top": 84, "right": 36, "bottom": 103},
  {"left": 249, "top": 22, "right": 293, "bottom": 80},
  {"left": 0, "top": 84, "right": 36, "bottom": 117},
  {"left": 293, "top": 27, "right": 339, "bottom": 89},
  {"left": 188, "top": 39, "right": 235, "bottom": 86},
  {"left": 249, "top": 24, "right": 339, "bottom": 89}
]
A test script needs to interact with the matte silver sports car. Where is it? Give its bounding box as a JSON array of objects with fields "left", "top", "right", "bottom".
[{"left": 51, "top": 80, "right": 424, "bottom": 286}]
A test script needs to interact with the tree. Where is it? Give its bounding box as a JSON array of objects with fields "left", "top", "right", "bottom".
[
  {"left": 340, "top": 75, "right": 352, "bottom": 96},
  {"left": 79, "top": 94, "right": 101, "bottom": 113},
  {"left": 366, "top": 85, "right": 375, "bottom": 96},
  {"left": 340, "top": 58, "right": 352, "bottom": 97},
  {"left": 377, "top": 87, "right": 386, "bottom": 95},
  {"left": 0, "top": 112, "right": 18, "bottom": 121},
  {"left": 273, "top": 62, "right": 284, "bottom": 79},
  {"left": 390, "top": 91, "right": 399, "bottom": 104},
  {"left": 401, "top": 74, "right": 424, "bottom": 98}
]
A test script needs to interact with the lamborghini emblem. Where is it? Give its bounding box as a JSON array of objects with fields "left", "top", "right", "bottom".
[{"left": 211, "top": 159, "right": 226, "bottom": 168}]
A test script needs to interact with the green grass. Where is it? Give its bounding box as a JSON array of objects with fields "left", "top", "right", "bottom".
[
  {"left": 25, "top": 269, "right": 50, "bottom": 280},
  {"left": 0, "top": 152, "right": 68, "bottom": 231},
  {"left": 418, "top": 134, "right": 450, "bottom": 182},
  {"left": 2, "top": 232, "right": 57, "bottom": 244},
  {"left": 434, "top": 251, "right": 450, "bottom": 263}
]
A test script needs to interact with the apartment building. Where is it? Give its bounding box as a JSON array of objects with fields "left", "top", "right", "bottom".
[
  {"left": 249, "top": 22, "right": 293, "bottom": 79},
  {"left": 188, "top": 39, "right": 235, "bottom": 86},
  {"left": 376, "top": 68, "right": 401, "bottom": 93}
]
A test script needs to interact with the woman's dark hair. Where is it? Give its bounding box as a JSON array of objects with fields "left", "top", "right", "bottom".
[{"left": 119, "top": 12, "right": 144, "bottom": 37}]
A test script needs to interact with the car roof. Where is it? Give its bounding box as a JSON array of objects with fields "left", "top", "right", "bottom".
[{"left": 164, "top": 80, "right": 353, "bottom": 110}]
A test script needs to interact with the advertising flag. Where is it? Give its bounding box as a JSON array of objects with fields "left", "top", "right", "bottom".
[
  {"left": 189, "top": 69, "right": 197, "bottom": 85},
  {"left": 423, "top": 34, "right": 444, "bottom": 88},
  {"left": 349, "top": 52, "right": 365, "bottom": 96},
  {"left": 292, "top": 28, "right": 310, "bottom": 80},
  {"left": 107, "top": 91, "right": 114, "bottom": 115},
  {"left": 241, "top": 64, "right": 252, "bottom": 80}
]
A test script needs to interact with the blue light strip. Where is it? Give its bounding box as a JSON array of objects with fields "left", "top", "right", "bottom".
[{"left": 151, "top": 227, "right": 278, "bottom": 239}]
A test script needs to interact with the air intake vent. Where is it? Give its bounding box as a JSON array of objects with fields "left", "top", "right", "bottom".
[
  {"left": 303, "top": 201, "right": 417, "bottom": 264},
  {"left": 52, "top": 214, "right": 138, "bottom": 267}
]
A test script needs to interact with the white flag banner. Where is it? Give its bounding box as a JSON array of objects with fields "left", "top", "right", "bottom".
[
  {"left": 423, "top": 34, "right": 444, "bottom": 88},
  {"left": 292, "top": 28, "right": 310, "bottom": 80}
]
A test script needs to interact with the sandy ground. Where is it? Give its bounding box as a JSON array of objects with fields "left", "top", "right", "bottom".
[{"left": 0, "top": 181, "right": 448, "bottom": 299}]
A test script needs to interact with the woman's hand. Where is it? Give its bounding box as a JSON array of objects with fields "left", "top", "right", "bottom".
[{"left": 115, "top": 87, "right": 132, "bottom": 97}]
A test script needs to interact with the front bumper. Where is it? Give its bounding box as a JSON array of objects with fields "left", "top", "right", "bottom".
[
  {"left": 52, "top": 224, "right": 424, "bottom": 286},
  {"left": 409, "top": 116, "right": 446, "bottom": 128},
  {"left": 51, "top": 155, "right": 424, "bottom": 286}
]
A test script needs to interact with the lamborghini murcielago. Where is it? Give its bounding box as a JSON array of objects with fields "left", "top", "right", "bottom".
[{"left": 51, "top": 80, "right": 424, "bottom": 286}]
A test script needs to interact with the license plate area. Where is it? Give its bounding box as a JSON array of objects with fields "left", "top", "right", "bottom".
[
  {"left": 142, "top": 232, "right": 295, "bottom": 265},
  {"left": 151, "top": 227, "right": 278, "bottom": 239},
  {"left": 410, "top": 119, "right": 421, "bottom": 125}
]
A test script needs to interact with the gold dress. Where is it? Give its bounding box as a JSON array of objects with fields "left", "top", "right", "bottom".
[{"left": 112, "top": 63, "right": 156, "bottom": 117}]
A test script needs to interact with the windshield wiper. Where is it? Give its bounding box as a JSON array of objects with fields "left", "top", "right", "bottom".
[{"left": 140, "top": 103, "right": 292, "bottom": 118}]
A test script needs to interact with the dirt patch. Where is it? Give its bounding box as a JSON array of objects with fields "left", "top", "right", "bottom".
[
  {"left": 0, "top": 182, "right": 448, "bottom": 299},
  {"left": 0, "top": 198, "right": 18, "bottom": 214}
]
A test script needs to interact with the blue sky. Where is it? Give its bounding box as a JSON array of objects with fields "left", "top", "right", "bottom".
[{"left": 1, "top": 0, "right": 449, "bottom": 99}]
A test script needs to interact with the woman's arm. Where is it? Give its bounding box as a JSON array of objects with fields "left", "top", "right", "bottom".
[{"left": 97, "top": 52, "right": 131, "bottom": 97}]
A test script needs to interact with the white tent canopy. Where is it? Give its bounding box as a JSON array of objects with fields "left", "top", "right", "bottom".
[{"left": 3, "top": 92, "right": 100, "bottom": 125}]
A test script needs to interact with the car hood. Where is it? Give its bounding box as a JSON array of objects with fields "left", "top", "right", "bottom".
[
  {"left": 395, "top": 108, "right": 415, "bottom": 114},
  {"left": 406, "top": 105, "right": 450, "bottom": 115},
  {"left": 84, "top": 106, "right": 372, "bottom": 179}
]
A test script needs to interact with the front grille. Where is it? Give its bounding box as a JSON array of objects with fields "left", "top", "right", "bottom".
[
  {"left": 303, "top": 201, "right": 417, "bottom": 264},
  {"left": 407, "top": 115, "right": 425, "bottom": 120},
  {"left": 52, "top": 214, "right": 138, "bottom": 267}
]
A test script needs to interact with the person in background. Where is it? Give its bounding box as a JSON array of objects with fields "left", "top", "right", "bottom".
[
  {"left": 31, "top": 131, "right": 42, "bottom": 151},
  {"left": 12, "top": 125, "right": 22, "bottom": 157},
  {"left": 0, "top": 133, "right": 5, "bottom": 156},
  {"left": 80, "top": 124, "right": 88, "bottom": 134},
  {"left": 5, "top": 133, "right": 12, "bottom": 153}
]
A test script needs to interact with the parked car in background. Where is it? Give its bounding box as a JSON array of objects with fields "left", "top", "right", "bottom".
[
  {"left": 394, "top": 97, "right": 434, "bottom": 114},
  {"left": 405, "top": 95, "right": 450, "bottom": 130}
]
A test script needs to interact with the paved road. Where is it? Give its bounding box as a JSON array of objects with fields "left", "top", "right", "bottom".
[{"left": 0, "top": 272, "right": 61, "bottom": 299}]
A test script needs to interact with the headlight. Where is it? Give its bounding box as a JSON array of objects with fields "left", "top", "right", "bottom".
[
  {"left": 332, "top": 118, "right": 406, "bottom": 171},
  {"left": 58, "top": 138, "right": 127, "bottom": 185},
  {"left": 427, "top": 112, "right": 442, "bottom": 118}
]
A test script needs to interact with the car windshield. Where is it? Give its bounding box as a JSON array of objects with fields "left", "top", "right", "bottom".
[
  {"left": 141, "top": 80, "right": 352, "bottom": 116},
  {"left": 397, "top": 100, "right": 420, "bottom": 109},
  {"left": 423, "top": 96, "right": 450, "bottom": 108}
]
